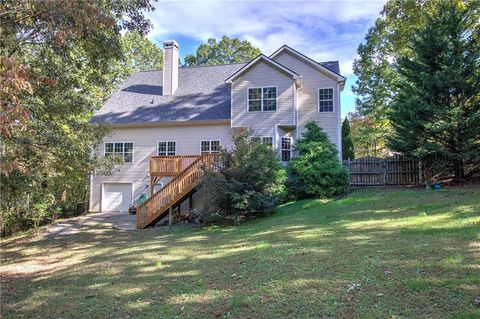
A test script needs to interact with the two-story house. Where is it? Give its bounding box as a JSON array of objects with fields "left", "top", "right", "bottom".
[{"left": 90, "top": 40, "right": 345, "bottom": 227}]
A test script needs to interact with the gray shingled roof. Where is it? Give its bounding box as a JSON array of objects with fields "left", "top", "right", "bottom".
[
  {"left": 91, "top": 63, "right": 246, "bottom": 125},
  {"left": 91, "top": 60, "right": 341, "bottom": 125},
  {"left": 319, "top": 61, "right": 340, "bottom": 74}
]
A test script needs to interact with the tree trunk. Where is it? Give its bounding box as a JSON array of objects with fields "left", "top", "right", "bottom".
[{"left": 453, "top": 159, "right": 464, "bottom": 184}]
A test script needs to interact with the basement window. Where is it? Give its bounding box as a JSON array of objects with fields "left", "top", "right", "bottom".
[{"left": 104, "top": 142, "right": 134, "bottom": 163}]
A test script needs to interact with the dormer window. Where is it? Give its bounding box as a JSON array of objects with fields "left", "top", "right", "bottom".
[{"left": 248, "top": 87, "right": 277, "bottom": 112}]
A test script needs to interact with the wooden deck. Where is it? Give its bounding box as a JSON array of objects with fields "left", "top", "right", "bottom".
[
  {"left": 150, "top": 155, "right": 201, "bottom": 177},
  {"left": 137, "top": 154, "right": 217, "bottom": 229},
  {"left": 149, "top": 155, "right": 201, "bottom": 196}
]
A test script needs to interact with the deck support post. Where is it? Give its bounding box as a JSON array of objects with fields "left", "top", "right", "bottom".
[
  {"left": 189, "top": 195, "right": 193, "bottom": 214},
  {"left": 168, "top": 207, "right": 173, "bottom": 227},
  {"left": 150, "top": 177, "right": 154, "bottom": 197}
]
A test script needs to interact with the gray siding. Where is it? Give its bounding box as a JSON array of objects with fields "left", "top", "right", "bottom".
[
  {"left": 231, "top": 60, "right": 295, "bottom": 140},
  {"left": 273, "top": 51, "right": 342, "bottom": 154},
  {"left": 91, "top": 50, "right": 343, "bottom": 213},
  {"left": 90, "top": 123, "right": 232, "bottom": 212}
]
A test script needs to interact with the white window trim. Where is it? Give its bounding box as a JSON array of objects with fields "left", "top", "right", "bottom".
[
  {"left": 318, "top": 87, "right": 335, "bottom": 113},
  {"left": 253, "top": 136, "right": 274, "bottom": 147},
  {"left": 157, "top": 140, "right": 177, "bottom": 156},
  {"left": 104, "top": 141, "right": 134, "bottom": 163},
  {"left": 262, "top": 136, "right": 274, "bottom": 147},
  {"left": 199, "top": 140, "right": 221, "bottom": 154},
  {"left": 281, "top": 137, "right": 293, "bottom": 162},
  {"left": 247, "top": 86, "right": 278, "bottom": 113}
]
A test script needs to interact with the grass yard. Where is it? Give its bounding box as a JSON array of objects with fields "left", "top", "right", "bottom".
[{"left": 1, "top": 188, "right": 479, "bottom": 319}]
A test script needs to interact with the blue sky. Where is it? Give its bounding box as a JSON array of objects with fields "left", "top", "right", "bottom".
[{"left": 145, "top": 0, "right": 387, "bottom": 117}]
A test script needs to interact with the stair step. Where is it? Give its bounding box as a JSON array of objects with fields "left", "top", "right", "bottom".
[{"left": 136, "top": 154, "right": 217, "bottom": 228}]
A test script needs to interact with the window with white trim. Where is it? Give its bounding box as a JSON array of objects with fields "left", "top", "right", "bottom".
[
  {"left": 248, "top": 87, "right": 277, "bottom": 112},
  {"left": 200, "top": 140, "right": 220, "bottom": 154},
  {"left": 262, "top": 136, "right": 273, "bottom": 147},
  {"left": 104, "top": 142, "right": 133, "bottom": 163},
  {"left": 318, "top": 88, "right": 334, "bottom": 112},
  {"left": 281, "top": 137, "right": 292, "bottom": 161},
  {"left": 158, "top": 141, "right": 176, "bottom": 156},
  {"left": 253, "top": 136, "right": 273, "bottom": 147}
]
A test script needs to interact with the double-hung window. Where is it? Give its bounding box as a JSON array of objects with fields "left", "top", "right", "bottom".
[
  {"left": 200, "top": 140, "right": 220, "bottom": 154},
  {"left": 158, "top": 141, "right": 176, "bottom": 156},
  {"left": 253, "top": 136, "right": 273, "bottom": 148},
  {"left": 262, "top": 136, "right": 273, "bottom": 147},
  {"left": 281, "top": 137, "right": 292, "bottom": 161},
  {"left": 104, "top": 142, "right": 133, "bottom": 163},
  {"left": 318, "top": 88, "right": 334, "bottom": 112},
  {"left": 248, "top": 87, "right": 277, "bottom": 112}
]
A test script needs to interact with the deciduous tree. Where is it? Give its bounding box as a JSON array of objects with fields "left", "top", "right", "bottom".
[
  {"left": 106, "top": 32, "right": 163, "bottom": 95},
  {"left": 351, "top": 0, "right": 436, "bottom": 155},
  {"left": 348, "top": 112, "right": 390, "bottom": 158},
  {"left": 352, "top": 0, "right": 435, "bottom": 119},
  {"left": 0, "top": 0, "right": 154, "bottom": 234},
  {"left": 184, "top": 36, "right": 261, "bottom": 66}
]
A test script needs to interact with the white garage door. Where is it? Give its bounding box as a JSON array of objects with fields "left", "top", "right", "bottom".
[{"left": 102, "top": 183, "right": 132, "bottom": 212}]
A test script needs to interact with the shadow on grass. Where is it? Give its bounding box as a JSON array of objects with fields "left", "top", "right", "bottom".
[{"left": 1, "top": 188, "right": 479, "bottom": 318}]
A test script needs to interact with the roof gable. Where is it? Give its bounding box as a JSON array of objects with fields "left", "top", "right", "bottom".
[
  {"left": 225, "top": 54, "right": 300, "bottom": 84},
  {"left": 270, "top": 45, "right": 346, "bottom": 82}
]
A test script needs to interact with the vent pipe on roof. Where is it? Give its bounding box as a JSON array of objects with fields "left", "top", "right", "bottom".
[{"left": 162, "top": 40, "right": 179, "bottom": 95}]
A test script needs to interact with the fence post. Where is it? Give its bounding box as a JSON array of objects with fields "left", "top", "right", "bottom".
[
  {"left": 347, "top": 158, "right": 352, "bottom": 191},
  {"left": 382, "top": 158, "right": 387, "bottom": 186},
  {"left": 418, "top": 159, "right": 423, "bottom": 185}
]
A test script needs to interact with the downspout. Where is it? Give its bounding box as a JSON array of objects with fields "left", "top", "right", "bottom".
[
  {"left": 295, "top": 76, "right": 303, "bottom": 140},
  {"left": 337, "top": 83, "right": 342, "bottom": 161},
  {"left": 229, "top": 82, "right": 233, "bottom": 129}
]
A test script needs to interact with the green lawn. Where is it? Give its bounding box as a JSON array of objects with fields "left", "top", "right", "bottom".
[{"left": 1, "top": 189, "right": 479, "bottom": 318}]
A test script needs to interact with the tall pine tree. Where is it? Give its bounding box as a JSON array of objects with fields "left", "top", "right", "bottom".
[
  {"left": 389, "top": 0, "right": 480, "bottom": 183},
  {"left": 341, "top": 117, "right": 355, "bottom": 160}
]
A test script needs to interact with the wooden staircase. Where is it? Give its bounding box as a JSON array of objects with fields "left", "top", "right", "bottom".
[{"left": 136, "top": 154, "right": 217, "bottom": 229}]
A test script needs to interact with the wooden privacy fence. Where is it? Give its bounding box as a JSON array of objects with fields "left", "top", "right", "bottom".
[{"left": 343, "top": 156, "right": 422, "bottom": 187}]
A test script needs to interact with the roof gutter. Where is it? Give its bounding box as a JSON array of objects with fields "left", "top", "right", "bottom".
[{"left": 94, "top": 119, "right": 231, "bottom": 129}]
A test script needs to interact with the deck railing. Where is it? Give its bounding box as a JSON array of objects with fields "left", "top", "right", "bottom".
[
  {"left": 149, "top": 155, "right": 201, "bottom": 177},
  {"left": 137, "top": 154, "right": 217, "bottom": 228}
]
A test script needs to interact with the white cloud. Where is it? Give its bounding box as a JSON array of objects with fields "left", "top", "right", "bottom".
[{"left": 146, "top": 0, "right": 386, "bottom": 76}]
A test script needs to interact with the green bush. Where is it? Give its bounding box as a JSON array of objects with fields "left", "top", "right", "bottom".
[
  {"left": 288, "top": 122, "right": 349, "bottom": 199},
  {"left": 201, "top": 129, "right": 286, "bottom": 225},
  {"left": 1, "top": 151, "right": 123, "bottom": 237}
]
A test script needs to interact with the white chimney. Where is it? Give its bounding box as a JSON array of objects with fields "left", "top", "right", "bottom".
[{"left": 162, "top": 40, "right": 179, "bottom": 95}]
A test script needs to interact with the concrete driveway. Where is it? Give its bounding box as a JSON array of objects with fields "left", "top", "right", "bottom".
[{"left": 43, "top": 211, "right": 137, "bottom": 239}]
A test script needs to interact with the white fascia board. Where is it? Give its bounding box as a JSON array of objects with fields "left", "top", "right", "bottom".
[
  {"left": 270, "top": 45, "right": 346, "bottom": 82},
  {"left": 225, "top": 54, "right": 299, "bottom": 84}
]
